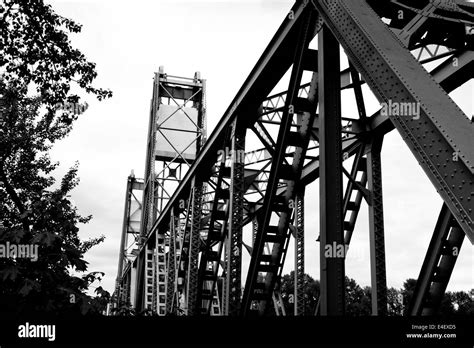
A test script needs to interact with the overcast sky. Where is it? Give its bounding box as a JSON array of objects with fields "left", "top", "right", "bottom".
[{"left": 46, "top": 0, "right": 473, "bottom": 296}]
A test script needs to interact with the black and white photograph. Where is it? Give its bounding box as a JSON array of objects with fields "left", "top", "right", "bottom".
[{"left": 0, "top": 0, "right": 473, "bottom": 346}]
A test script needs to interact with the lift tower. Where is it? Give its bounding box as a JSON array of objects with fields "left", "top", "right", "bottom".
[{"left": 115, "top": 68, "right": 206, "bottom": 314}]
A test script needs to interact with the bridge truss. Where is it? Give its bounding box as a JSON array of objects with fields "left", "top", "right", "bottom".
[{"left": 114, "top": 0, "right": 474, "bottom": 316}]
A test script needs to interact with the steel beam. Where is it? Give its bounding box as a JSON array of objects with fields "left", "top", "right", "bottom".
[
  {"left": 294, "top": 190, "right": 305, "bottom": 316},
  {"left": 318, "top": 24, "right": 345, "bottom": 316},
  {"left": 196, "top": 140, "right": 230, "bottom": 315},
  {"left": 186, "top": 184, "right": 203, "bottom": 315},
  {"left": 241, "top": 8, "right": 319, "bottom": 316},
  {"left": 166, "top": 208, "right": 178, "bottom": 314},
  {"left": 226, "top": 120, "right": 246, "bottom": 316},
  {"left": 409, "top": 204, "right": 465, "bottom": 315},
  {"left": 367, "top": 136, "right": 388, "bottom": 316},
  {"left": 115, "top": 175, "right": 144, "bottom": 307},
  {"left": 175, "top": 191, "right": 193, "bottom": 314},
  {"left": 154, "top": 232, "right": 167, "bottom": 315}
]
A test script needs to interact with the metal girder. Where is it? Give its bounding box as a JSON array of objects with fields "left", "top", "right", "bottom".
[
  {"left": 174, "top": 191, "right": 193, "bottom": 314},
  {"left": 294, "top": 191, "right": 305, "bottom": 316},
  {"left": 369, "top": 0, "right": 474, "bottom": 50},
  {"left": 314, "top": 0, "right": 474, "bottom": 243},
  {"left": 134, "top": 245, "right": 146, "bottom": 310},
  {"left": 397, "top": 1, "right": 438, "bottom": 47},
  {"left": 241, "top": 8, "right": 320, "bottom": 316},
  {"left": 342, "top": 145, "right": 369, "bottom": 246},
  {"left": 154, "top": 232, "right": 167, "bottom": 315},
  {"left": 367, "top": 136, "right": 388, "bottom": 316},
  {"left": 314, "top": 144, "right": 369, "bottom": 316},
  {"left": 196, "top": 142, "right": 230, "bottom": 315},
  {"left": 141, "top": 77, "right": 158, "bottom": 243},
  {"left": 318, "top": 24, "right": 345, "bottom": 316},
  {"left": 165, "top": 208, "right": 178, "bottom": 314},
  {"left": 368, "top": 49, "right": 474, "bottom": 137},
  {"left": 186, "top": 184, "right": 204, "bottom": 315},
  {"left": 429, "top": 50, "right": 474, "bottom": 92},
  {"left": 115, "top": 175, "right": 144, "bottom": 307},
  {"left": 226, "top": 120, "right": 246, "bottom": 316},
  {"left": 409, "top": 204, "right": 465, "bottom": 315}
]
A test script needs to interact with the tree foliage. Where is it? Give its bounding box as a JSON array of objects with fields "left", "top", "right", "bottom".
[
  {"left": 0, "top": 0, "right": 111, "bottom": 317},
  {"left": 280, "top": 271, "right": 320, "bottom": 315},
  {"left": 279, "top": 274, "right": 473, "bottom": 316}
]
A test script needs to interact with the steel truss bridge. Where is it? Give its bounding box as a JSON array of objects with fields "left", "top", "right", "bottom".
[{"left": 114, "top": 0, "right": 474, "bottom": 316}]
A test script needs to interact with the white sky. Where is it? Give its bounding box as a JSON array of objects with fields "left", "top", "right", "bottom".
[{"left": 46, "top": 0, "right": 473, "bottom": 296}]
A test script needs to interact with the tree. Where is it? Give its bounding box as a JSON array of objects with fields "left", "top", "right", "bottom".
[
  {"left": 450, "top": 291, "right": 474, "bottom": 315},
  {"left": 401, "top": 278, "right": 417, "bottom": 316},
  {"left": 387, "top": 287, "right": 403, "bottom": 316},
  {"left": 0, "top": 0, "right": 111, "bottom": 317},
  {"left": 0, "top": 1, "right": 111, "bottom": 105},
  {"left": 279, "top": 271, "right": 320, "bottom": 315},
  {"left": 279, "top": 273, "right": 374, "bottom": 316},
  {"left": 279, "top": 274, "right": 473, "bottom": 316},
  {"left": 345, "top": 277, "right": 371, "bottom": 316}
]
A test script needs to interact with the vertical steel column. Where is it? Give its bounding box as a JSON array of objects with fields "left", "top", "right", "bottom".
[
  {"left": 186, "top": 184, "right": 203, "bottom": 315},
  {"left": 222, "top": 241, "right": 229, "bottom": 315},
  {"left": 294, "top": 190, "right": 305, "bottom": 316},
  {"left": 144, "top": 245, "right": 155, "bottom": 311},
  {"left": 318, "top": 25, "right": 345, "bottom": 316},
  {"left": 226, "top": 119, "right": 245, "bottom": 316},
  {"left": 210, "top": 281, "right": 222, "bottom": 316},
  {"left": 166, "top": 208, "right": 178, "bottom": 314},
  {"left": 115, "top": 175, "right": 133, "bottom": 305},
  {"left": 152, "top": 248, "right": 158, "bottom": 311},
  {"left": 136, "top": 74, "right": 159, "bottom": 312},
  {"left": 131, "top": 259, "right": 139, "bottom": 309},
  {"left": 195, "top": 71, "right": 206, "bottom": 152},
  {"left": 134, "top": 249, "right": 145, "bottom": 309},
  {"left": 176, "top": 193, "right": 193, "bottom": 314},
  {"left": 123, "top": 271, "right": 131, "bottom": 306},
  {"left": 367, "top": 137, "right": 388, "bottom": 316},
  {"left": 155, "top": 232, "right": 167, "bottom": 315},
  {"left": 144, "top": 74, "right": 159, "bottom": 235}
]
